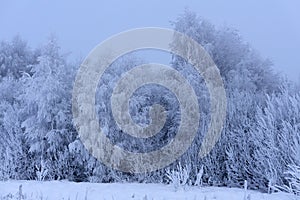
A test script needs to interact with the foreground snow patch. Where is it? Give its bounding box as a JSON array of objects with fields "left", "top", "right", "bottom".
[{"left": 0, "top": 181, "right": 297, "bottom": 200}]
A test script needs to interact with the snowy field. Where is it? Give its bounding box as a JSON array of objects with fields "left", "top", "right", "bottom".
[{"left": 0, "top": 181, "right": 297, "bottom": 200}]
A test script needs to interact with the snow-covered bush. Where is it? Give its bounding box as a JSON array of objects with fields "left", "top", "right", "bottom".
[
  {"left": 165, "top": 163, "right": 191, "bottom": 191},
  {"left": 286, "top": 165, "right": 300, "bottom": 195}
]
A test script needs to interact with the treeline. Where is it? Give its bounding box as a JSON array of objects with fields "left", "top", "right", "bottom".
[{"left": 0, "top": 10, "right": 299, "bottom": 193}]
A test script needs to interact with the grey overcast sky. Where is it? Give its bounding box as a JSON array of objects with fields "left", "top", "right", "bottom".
[{"left": 1, "top": 0, "right": 300, "bottom": 82}]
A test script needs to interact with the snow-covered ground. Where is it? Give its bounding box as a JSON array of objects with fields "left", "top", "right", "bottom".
[{"left": 0, "top": 181, "right": 297, "bottom": 200}]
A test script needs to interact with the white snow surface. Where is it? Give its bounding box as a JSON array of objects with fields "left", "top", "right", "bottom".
[{"left": 0, "top": 181, "right": 297, "bottom": 200}]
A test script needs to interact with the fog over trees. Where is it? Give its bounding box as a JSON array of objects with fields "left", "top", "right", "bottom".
[{"left": 0, "top": 10, "right": 299, "bottom": 194}]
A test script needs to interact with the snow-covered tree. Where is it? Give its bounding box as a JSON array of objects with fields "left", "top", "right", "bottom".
[
  {"left": 19, "top": 37, "right": 76, "bottom": 180},
  {"left": 0, "top": 77, "right": 27, "bottom": 180},
  {"left": 0, "top": 35, "right": 36, "bottom": 79}
]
